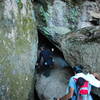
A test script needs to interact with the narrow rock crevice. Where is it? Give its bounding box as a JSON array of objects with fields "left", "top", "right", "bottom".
[
  {"left": 38, "top": 30, "right": 65, "bottom": 58},
  {"left": 34, "top": 88, "right": 40, "bottom": 100},
  {"left": 89, "top": 18, "right": 100, "bottom": 26}
]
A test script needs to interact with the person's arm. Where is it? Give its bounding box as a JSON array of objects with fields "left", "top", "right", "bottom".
[
  {"left": 37, "top": 52, "right": 42, "bottom": 65},
  {"left": 48, "top": 49, "right": 53, "bottom": 58},
  {"left": 57, "top": 87, "right": 74, "bottom": 100},
  {"left": 93, "top": 73, "right": 100, "bottom": 80}
]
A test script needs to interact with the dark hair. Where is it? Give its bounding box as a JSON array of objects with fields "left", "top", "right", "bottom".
[
  {"left": 76, "top": 77, "right": 86, "bottom": 86},
  {"left": 40, "top": 46, "right": 45, "bottom": 50},
  {"left": 73, "top": 65, "right": 83, "bottom": 73}
]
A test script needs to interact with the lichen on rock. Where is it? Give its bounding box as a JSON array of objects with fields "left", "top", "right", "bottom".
[{"left": 0, "top": 0, "right": 38, "bottom": 100}]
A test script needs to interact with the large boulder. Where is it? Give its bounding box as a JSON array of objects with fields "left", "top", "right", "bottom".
[
  {"left": 35, "top": 67, "right": 73, "bottom": 100},
  {"left": 59, "top": 27, "right": 100, "bottom": 72},
  {"left": 0, "top": 0, "right": 37, "bottom": 100},
  {"left": 57, "top": 26, "right": 100, "bottom": 96}
]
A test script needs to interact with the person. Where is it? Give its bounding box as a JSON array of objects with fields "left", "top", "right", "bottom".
[
  {"left": 57, "top": 65, "right": 100, "bottom": 100},
  {"left": 37, "top": 46, "right": 54, "bottom": 68}
]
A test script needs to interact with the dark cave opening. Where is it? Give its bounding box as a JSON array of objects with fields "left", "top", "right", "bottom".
[
  {"left": 88, "top": 0, "right": 96, "bottom": 2},
  {"left": 38, "top": 30, "right": 65, "bottom": 58},
  {"left": 90, "top": 18, "right": 100, "bottom": 26},
  {"left": 34, "top": 31, "right": 71, "bottom": 100}
]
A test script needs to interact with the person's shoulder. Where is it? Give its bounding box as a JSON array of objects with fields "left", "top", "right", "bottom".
[
  {"left": 40, "top": 50, "right": 45, "bottom": 55},
  {"left": 71, "top": 76, "right": 75, "bottom": 79},
  {"left": 69, "top": 76, "right": 75, "bottom": 81},
  {"left": 46, "top": 49, "right": 51, "bottom": 52}
]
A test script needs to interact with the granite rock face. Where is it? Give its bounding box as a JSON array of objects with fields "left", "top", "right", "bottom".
[
  {"left": 0, "top": 0, "right": 37, "bottom": 100},
  {"left": 35, "top": 0, "right": 100, "bottom": 36},
  {"left": 59, "top": 27, "right": 100, "bottom": 96},
  {"left": 60, "top": 27, "right": 100, "bottom": 73}
]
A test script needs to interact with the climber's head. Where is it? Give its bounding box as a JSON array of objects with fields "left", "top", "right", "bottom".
[{"left": 73, "top": 65, "right": 83, "bottom": 73}]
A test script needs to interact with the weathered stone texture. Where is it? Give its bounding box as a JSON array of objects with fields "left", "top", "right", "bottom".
[{"left": 0, "top": 0, "right": 37, "bottom": 100}]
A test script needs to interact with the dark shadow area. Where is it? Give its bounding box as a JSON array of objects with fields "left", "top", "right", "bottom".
[
  {"left": 38, "top": 30, "right": 65, "bottom": 58},
  {"left": 34, "top": 88, "right": 40, "bottom": 100},
  {"left": 91, "top": 93, "right": 100, "bottom": 100},
  {"left": 88, "top": 0, "right": 96, "bottom": 2},
  {"left": 89, "top": 18, "right": 100, "bottom": 26},
  {"left": 27, "top": 77, "right": 35, "bottom": 100},
  {"left": 34, "top": 30, "right": 100, "bottom": 100}
]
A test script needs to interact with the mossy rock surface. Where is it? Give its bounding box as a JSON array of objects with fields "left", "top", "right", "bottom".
[{"left": 0, "top": 0, "right": 37, "bottom": 100}]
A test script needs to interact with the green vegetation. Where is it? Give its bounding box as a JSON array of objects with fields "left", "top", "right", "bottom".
[
  {"left": 39, "top": 6, "right": 49, "bottom": 25},
  {"left": 17, "top": 0, "right": 23, "bottom": 9},
  {"left": 39, "top": 2, "right": 80, "bottom": 34}
]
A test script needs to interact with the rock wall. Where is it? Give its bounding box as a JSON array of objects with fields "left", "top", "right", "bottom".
[
  {"left": 59, "top": 26, "right": 100, "bottom": 96},
  {"left": 35, "top": 0, "right": 100, "bottom": 35},
  {"left": 0, "top": 0, "right": 37, "bottom": 100},
  {"left": 60, "top": 27, "right": 100, "bottom": 72}
]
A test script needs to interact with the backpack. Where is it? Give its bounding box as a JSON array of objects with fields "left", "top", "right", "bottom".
[
  {"left": 74, "top": 77, "right": 89, "bottom": 100},
  {"left": 76, "top": 77, "right": 89, "bottom": 95}
]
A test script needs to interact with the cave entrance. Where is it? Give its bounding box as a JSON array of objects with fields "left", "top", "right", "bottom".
[
  {"left": 89, "top": 18, "right": 100, "bottom": 26},
  {"left": 38, "top": 30, "right": 65, "bottom": 58}
]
